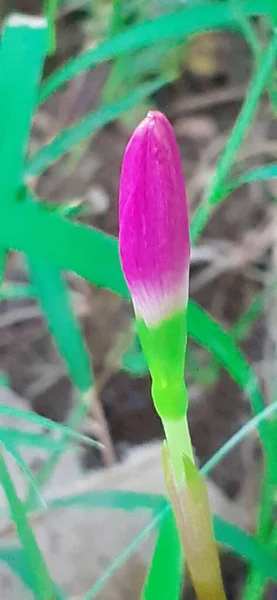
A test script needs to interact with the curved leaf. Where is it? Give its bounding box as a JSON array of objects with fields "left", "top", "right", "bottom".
[
  {"left": 187, "top": 301, "right": 265, "bottom": 419},
  {"left": 39, "top": 0, "right": 271, "bottom": 103},
  {"left": 27, "top": 76, "right": 170, "bottom": 177}
]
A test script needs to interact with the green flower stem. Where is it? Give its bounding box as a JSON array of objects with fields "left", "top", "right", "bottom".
[
  {"left": 162, "top": 415, "right": 194, "bottom": 487},
  {"left": 136, "top": 312, "right": 188, "bottom": 420}
]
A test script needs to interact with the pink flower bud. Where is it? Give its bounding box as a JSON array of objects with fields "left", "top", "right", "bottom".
[{"left": 119, "top": 110, "right": 190, "bottom": 327}]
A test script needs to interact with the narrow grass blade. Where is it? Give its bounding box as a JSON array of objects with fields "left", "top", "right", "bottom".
[
  {"left": 0, "top": 14, "right": 47, "bottom": 202},
  {"left": 28, "top": 259, "right": 93, "bottom": 393},
  {"left": 187, "top": 301, "right": 266, "bottom": 432},
  {"left": 0, "top": 197, "right": 129, "bottom": 297},
  {"left": 142, "top": 507, "right": 183, "bottom": 600},
  {"left": 0, "top": 547, "right": 37, "bottom": 594},
  {"left": 0, "top": 446, "right": 55, "bottom": 600},
  {"left": 222, "top": 163, "right": 277, "bottom": 200},
  {"left": 202, "top": 399, "right": 277, "bottom": 476},
  {"left": 44, "top": 0, "right": 58, "bottom": 55},
  {"left": 0, "top": 403, "right": 101, "bottom": 449},
  {"left": 27, "top": 76, "right": 170, "bottom": 177},
  {"left": 39, "top": 0, "right": 271, "bottom": 103},
  {"left": 191, "top": 31, "right": 277, "bottom": 243},
  {"left": 5, "top": 445, "right": 46, "bottom": 509}
]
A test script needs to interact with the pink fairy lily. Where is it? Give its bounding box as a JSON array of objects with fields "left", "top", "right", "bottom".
[{"left": 119, "top": 110, "right": 190, "bottom": 327}]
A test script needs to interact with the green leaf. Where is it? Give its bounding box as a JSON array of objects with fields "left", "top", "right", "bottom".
[
  {"left": 142, "top": 510, "right": 183, "bottom": 600},
  {"left": 0, "top": 14, "right": 47, "bottom": 288},
  {"left": 0, "top": 447, "right": 55, "bottom": 600},
  {"left": 187, "top": 301, "right": 267, "bottom": 442},
  {"left": 0, "top": 403, "right": 100, "bottom": 449},
  {"left": 44, "top": 0, "right": 58, "bottom": 55},
  {"left": 28, "top": 259, "right": 93, "bottom": 393},
  {"left": 0, "top": 14, "right": 47, "bottom": 202},
  {"left": 0, "top": 547, "right": 36, "bottom": 594},
  {"left": 0, "top": 424, "right": 64, "bottom": 451},
  {"left": 223, "top": 163, "right": 277, "bottom": 198},
  {"left": 0, "top": 196, "right": 129, "bottom": 297},
  {"left": 191, "top": 32, "right": 277, "bottom": 242},
  {"left": 27, "top": 76, "right": 170, "bottom": 177},
  {"left": 39, "top": 0, "right": 272, "bottom": 103},
  {"left": 202, "top": 398, "right": 277, "bottom": 476}
]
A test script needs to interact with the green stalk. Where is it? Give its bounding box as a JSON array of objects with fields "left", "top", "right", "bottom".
[
  {"left": 44, "top": 0, "right": 58, "bottom": 55},
  {"left": 242, "top": 421, "right": 277, "bottom": 600},
  {"left": 162, "top": 415, "right": 194, "bottom": 487},
  {"left": 191, "top": 30, "right": 277, "bottom": 243},
  {"left": 0, "top": 446, "right": 56, "bottom": 600}
]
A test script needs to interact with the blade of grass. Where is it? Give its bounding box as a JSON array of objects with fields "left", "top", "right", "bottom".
[
  {"left": 0, "top": 445, "right": 56, "bottom": 600},
  {"left": 0, "top": 547, "right": 37, "bottom": 594},
  {"left": 0, "top": 403, "right": 101, "bottom": 449},
  {"left": 5, "top": 444, "right": 46, "bottom": 509},
  {"left": 0, "top": 14, "right": 47, "bottom": 201},
  {"left": 44, "top": 0, "right": 58, "bottom": 55},
  {"left": 190, "top": 30, "right": 277, "bottom": 243},
  {"left": 39, "top": 0, "right": 272, "bottom": 103},
  {"left": 28, "top": 259, "right": 93, "bottom": 393},
  {"left": 27, "top": 75, "right": 171, "bottom": 177},
  {"left": 222, "top": 163, "right": 277, "bottom": 200},
  {"left": 187, "top": 301, "right": 267, "bottom": 441},
  {"left": 202, "top": 399, "right": 277, "bottom": 475},
  {"left": 234, "top": 3, "right": 277, "bottom": 112},
  {"left": 142, "top": 509, "right": 183, "bottom": 600},
  {"left": 0, "top": 424, "right": 68, "bottom": 451}
]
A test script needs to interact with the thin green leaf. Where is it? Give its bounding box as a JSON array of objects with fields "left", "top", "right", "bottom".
[
  {"left": 0, "top": 14, "right": 47, "bottom": 202},
  {"left": 142, "top": 510, "right": 183, "bottom": 600},
  {"left": 223, "top": 163, "right": 277, "bottom": 199},
  {"left": 187, "top": 301, "right": 267, "bottom": 440},
  {"left": 0, "top": 446, "right": 55, "bottom": 600},
  {"left": 48, "top": 489, "right": 166, "bottom": 512},
  {"left": 44, "top": 0, "right": 58, "bottom": 55},
  {"left": 0, "top": 424, "right": 64, "bottom": 451},
  {"left": 27, "top": 76, "right": 170, "bottom": 177},
  {"left": 5, "top": 445, "right": 46, "bottom": 509},
  {"left": 0, "top": 196, "right": 129, "bottom": 297},
  {"left": 39, "top": 0, "right": 271, "bottom": 103},
  {"left": 28, "top": 259, "right": 93, "bottom": 393},
  {"left": 202, "top": 399, "right": 277, "bottom": 476},
  {"left": 0, "top": 403, "right": 101, "bottom": 449},
  {"left": 0, "top": 547, "right": 36, "bottom": 594},
  {"left": 191, "top": 31, "right": 277, "bottom": 243}
]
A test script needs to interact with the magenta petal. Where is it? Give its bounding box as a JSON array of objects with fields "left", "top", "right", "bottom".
[{"left": 119, "top": 111, "right": 190, "bottom": 326}]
